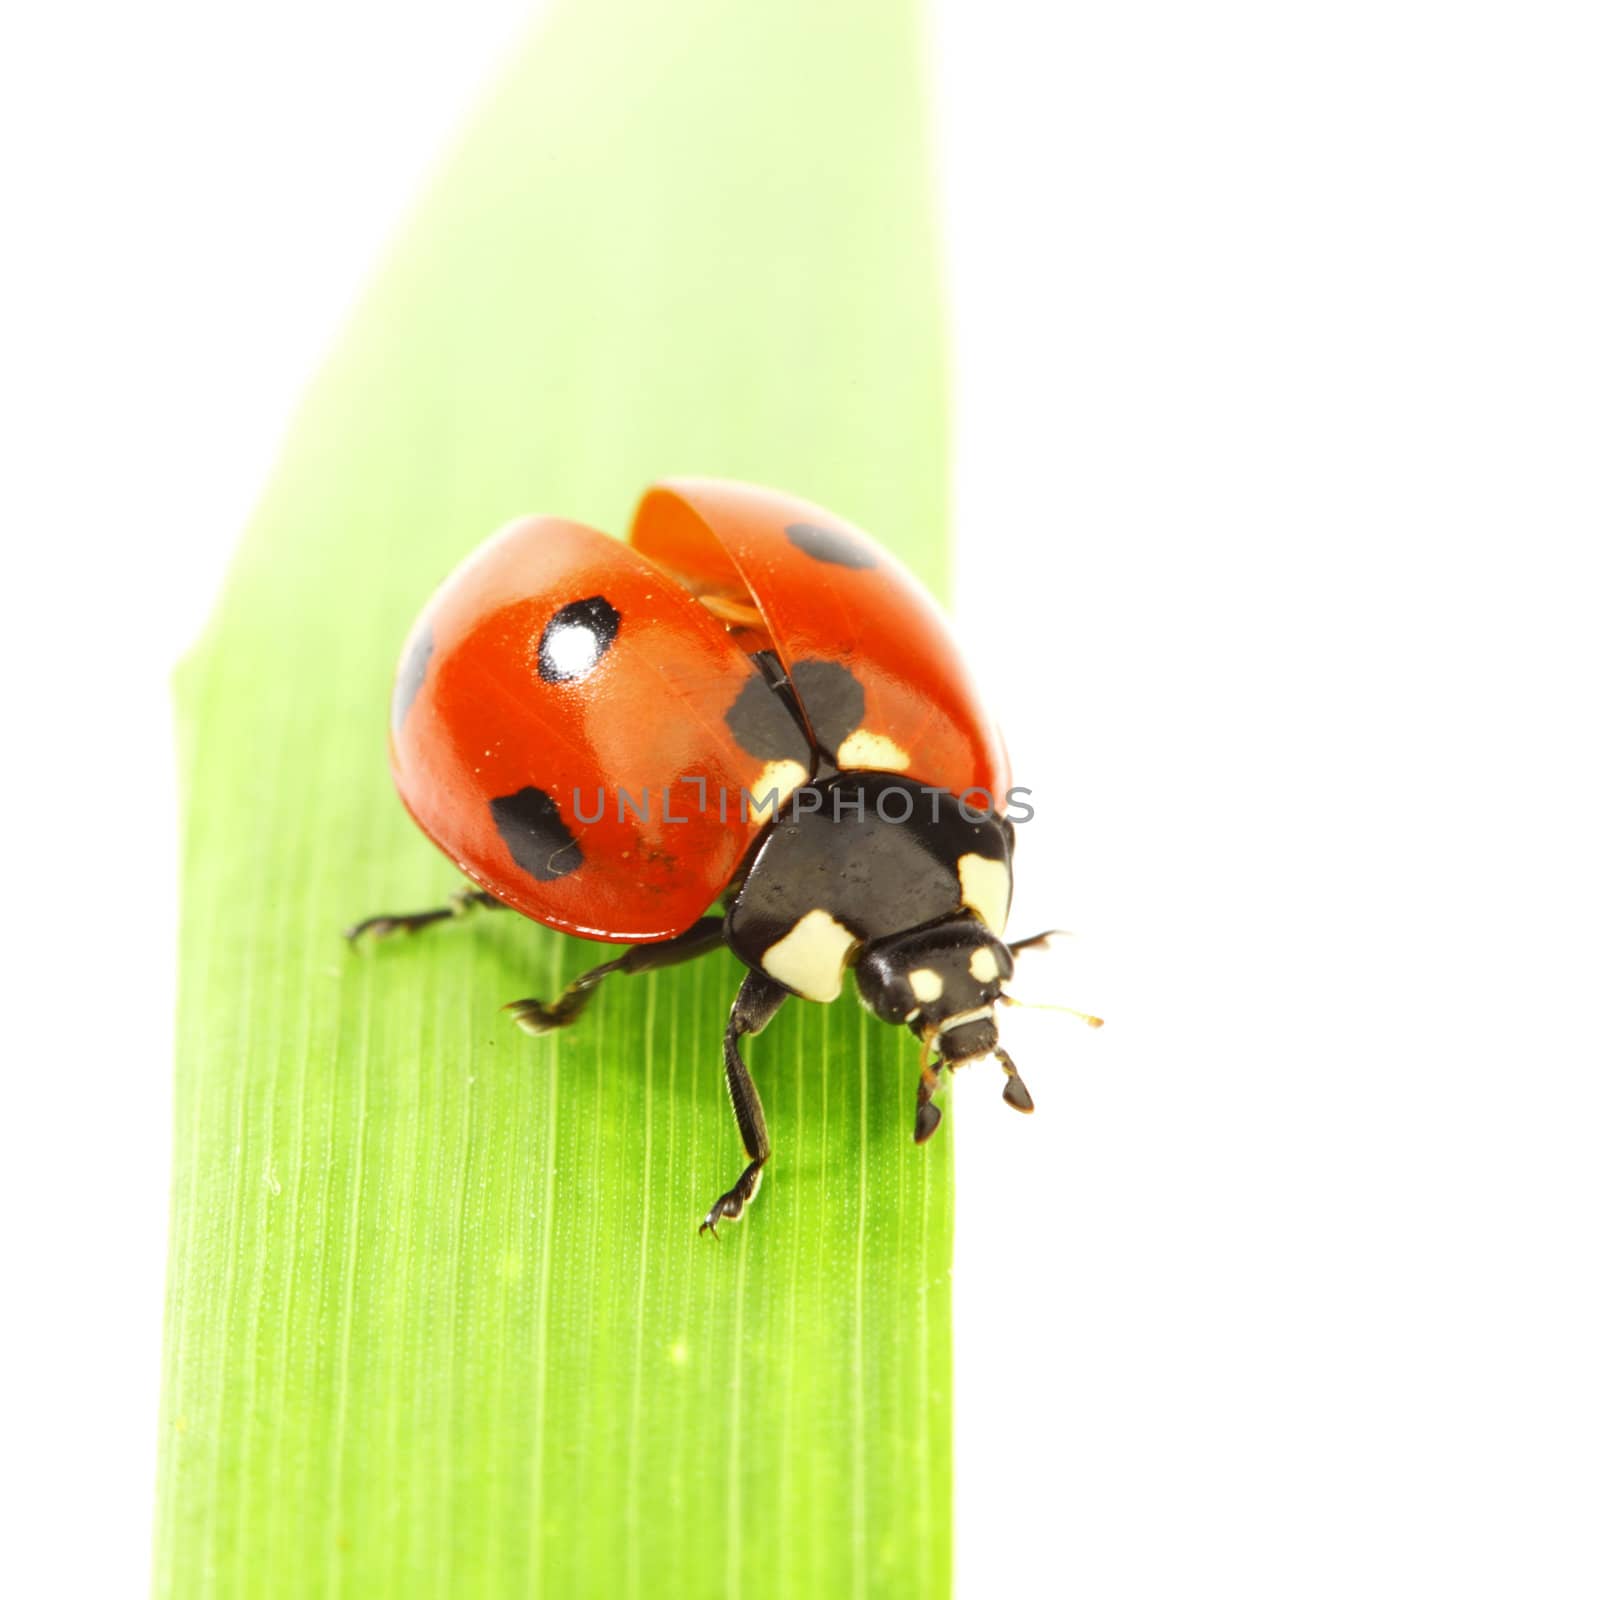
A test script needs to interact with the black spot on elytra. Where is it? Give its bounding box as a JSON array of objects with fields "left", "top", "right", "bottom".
[
  {"left": 789, "top": 659, "right": 865, "bottom": 755},
  {"left": 724, "top": 656, "right": 812, "bottom": 763},
  {"left": 785, "top": 521, "right": 878, "bottom": 569},
  {"left": 538, "top": 595, "right": 621, "bottom": 684},
  {"left": 490, "top": 787, "right": 582, "bottom": 881},
  {"left": 391, "top": 624, "right": 434, "bottom": 730}
]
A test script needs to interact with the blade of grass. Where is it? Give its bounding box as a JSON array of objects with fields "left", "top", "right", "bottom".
[{"left": 156, "top": 1, "right": 953, "bottom": 1595}]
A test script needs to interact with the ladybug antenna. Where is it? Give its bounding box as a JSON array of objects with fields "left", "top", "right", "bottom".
[{"left": 998, "top": 991, "right": 1105, "bottom": 1029}]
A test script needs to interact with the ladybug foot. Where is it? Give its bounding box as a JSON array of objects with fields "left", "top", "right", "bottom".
[
  {"left": 503, "top": 991, "right": 590, "bottom": 1035},
  {"left": 914, "top": 1099, "right": 943, "bottom": 1144},
  {"left": 502, "top": 921, "right": 727, "bottom": 1039},
  {"left": 996, "top": 1047, "right": 1035, "bottom": 1113},
  {"left": 345, "top": 912, "right": 423, "bottom": 941},
  {"left": 699, "top": 1162, "right": 764, "bottom": 1238},
  {"left": 345, "top": 889, "right": 501, "bottom": 943},
  {"left": 503, "top": 967, "right": 618, "bottom": 1036},
  {"left": 1001, "top": 1076, "right": 1035, "bottom": 1112}
]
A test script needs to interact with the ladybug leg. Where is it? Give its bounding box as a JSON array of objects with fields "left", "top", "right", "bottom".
[
  {"left": 699, "top": 972, "right": 788, "bottom": 1237},
  {"left": 995, "top": 1046, "right": 1035, "bottom": 1113},
  {"left": 505, "top": 917, "right": 725, "bottom": 1036},
  {"left": 345, "top": 888, "right": 504, "bottom": 942},
  {"left": 914, "top": 1062, "right": 946, "bottom": 1143},
  {"left": 1006, "top": 928, "right": 1071, "bottom": 957},
  {"left": 914, "top": 1035, "right": 946, "bottom": 1144}
]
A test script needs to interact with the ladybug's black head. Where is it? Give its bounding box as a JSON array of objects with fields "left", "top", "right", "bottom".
[{"left": 855, "top": 918, "right": 1014, "bottom": 1064}]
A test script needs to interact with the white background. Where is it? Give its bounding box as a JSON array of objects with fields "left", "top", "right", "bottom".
[{"left": 4, "top": 3, "right": 1597, "bottom": 1594}]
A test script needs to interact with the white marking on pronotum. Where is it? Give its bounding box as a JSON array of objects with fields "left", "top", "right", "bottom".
[
  {"left": 932, "top": 1004, "right": 1000, "bottom": 1061},
  {"left": 936, "top": 1005, "right": 995, "bottom": 1040},
  {"left": 760, "top": 909, "right": 858, "bottom": 1002},
  {"left": 969, "top": 946, "right": 1000, "bottom": 983},
  {"left": 908, "top": 968, "right": 944, "bottom": 1003},
  {"left": 958, "top": 852, "right": 1011, "bottom": 934},
  {"left": 837, "top": 729, "right": 912, "bottom": 771},
  {"left": 749, "top": 758, "right": 808, "bottom": 817}
]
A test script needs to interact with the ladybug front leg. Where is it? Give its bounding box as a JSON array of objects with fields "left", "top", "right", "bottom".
[
  {"left": 700, "top": 971, "right": 788, "bottom": 1237},
  {"left": 505, "top": 917, "right": 726, "bottom": 1035},
  {"left": 345, "top": 887, "right": 505, "bottom": 941},
  {"left": 914, "top": 1051, "right": 946, "bottom": 1144},
  {"left": 995, "top": 1046, "right": 1035, "bottom": 1113}
]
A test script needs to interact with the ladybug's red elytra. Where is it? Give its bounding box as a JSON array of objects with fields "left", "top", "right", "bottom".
[{"left": 352, "top": 478, "right": 1093, "bottom": 1233}]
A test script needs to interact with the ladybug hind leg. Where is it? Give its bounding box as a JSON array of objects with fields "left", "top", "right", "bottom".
[
  {"left": 700, "top": 971, "right": 788, "bottom": 1237},
  {"left": 345, "top": 887, "right": 505, "bottom": 942},
  {"left": 505, "top": 916, "right": 725, "bottom": 1036}
]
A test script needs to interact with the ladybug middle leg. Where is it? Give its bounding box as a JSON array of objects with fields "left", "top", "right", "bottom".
[
  {"left": 504, "top": 917, "right": 726, "bottom": 1035},
  {"left": 700, "top": 971, "right": 788, "bottom": 1237}
]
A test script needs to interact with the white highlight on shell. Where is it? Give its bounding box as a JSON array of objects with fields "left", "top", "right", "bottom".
[
  {"left": 958, "top": 852, "right": 1011, "bottom": 934},
  {"left": 837, "top": 729, "right": 912, "bottom": 771},
  {"left": 969, "top": 946, "right": 1000, "bottom": 984},
  {"left": 750, "top": 758, "right": 808, "bottom": 817},
  {"left": 542, "top": 620, "right": 604, "bottom": 679},
  {"left": 761, "top": 909, "right": 857, "bottom": 1002},
  {"left": 908, "top": 967, "right": 944, "bottom": 1003}
]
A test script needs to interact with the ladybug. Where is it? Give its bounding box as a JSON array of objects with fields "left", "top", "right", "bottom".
[{"left": 351, "top": 478, "right": 1093, "bottom": 1233}]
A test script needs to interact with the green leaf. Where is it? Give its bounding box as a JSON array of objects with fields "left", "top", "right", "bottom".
[{"left": 156, "top": 2, "right": 952, "bottom": 1595}]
